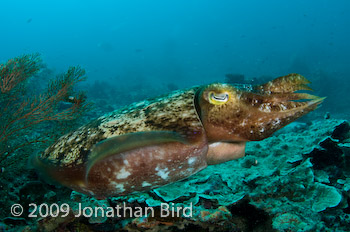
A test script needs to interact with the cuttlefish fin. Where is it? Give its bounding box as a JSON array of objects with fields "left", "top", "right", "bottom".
[
  {"left": 85, "top": 131, "right": 189, "bottom": 182},
  {"left": 30, "top": 154, "right": 63, "bottom": 186}
]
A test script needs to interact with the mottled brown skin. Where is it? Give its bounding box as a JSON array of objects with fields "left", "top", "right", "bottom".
[
  {"left": 198, "top": 74, "right": 323, "bottom": 142},
  {"left": 32, "top": 73, "right": 324, "bottom": 197},
  {"left": 34, "top": 88, "right": 208, "bottom": 196}
]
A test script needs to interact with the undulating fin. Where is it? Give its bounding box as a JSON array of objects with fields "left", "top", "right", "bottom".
[
  {"left": 255, "top": 73, "right": 313, "bottom": 93},
  {"left": 85, "top": 131, "right": 189, "bottom": 182}
]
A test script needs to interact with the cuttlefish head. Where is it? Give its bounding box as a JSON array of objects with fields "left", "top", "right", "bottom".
[{"left": 197, "top": 73, "right": 325, "bottom": 142}]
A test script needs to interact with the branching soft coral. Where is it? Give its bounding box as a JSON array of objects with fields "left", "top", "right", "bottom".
[
  {"left": 0, "top": 54, "right": 40, "bottom": 94},
  {"left": 0, "top": 54, "right": 90, "bottom": 160}
]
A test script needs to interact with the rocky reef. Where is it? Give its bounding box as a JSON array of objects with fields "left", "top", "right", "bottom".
[{"left": 1, "top": 118, "right": 350, "bottom": 231}]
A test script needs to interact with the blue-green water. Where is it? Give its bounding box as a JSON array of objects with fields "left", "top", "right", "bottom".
[{"left": 0, "top": 1, "right": 349, "bottom": 231}]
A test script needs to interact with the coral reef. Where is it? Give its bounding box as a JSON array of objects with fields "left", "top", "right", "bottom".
[{"left": 2, "top": 118, "right": 348, "bottom": 231}]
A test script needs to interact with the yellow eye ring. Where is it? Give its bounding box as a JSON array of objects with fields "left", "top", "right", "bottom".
[{"left": 208, "top": 91, "right": 229, "bottom": 105}]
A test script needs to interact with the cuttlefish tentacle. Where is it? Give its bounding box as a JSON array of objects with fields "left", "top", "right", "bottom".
[{"left": 32, "top": 73, "right": 324, "bottom": 197}]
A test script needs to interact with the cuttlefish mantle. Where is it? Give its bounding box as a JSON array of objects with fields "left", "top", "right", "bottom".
[{"left": 32, "top": 73, "right": 324, "bottom": 197}]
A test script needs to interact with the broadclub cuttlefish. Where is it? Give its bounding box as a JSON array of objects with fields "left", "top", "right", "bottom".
[{"left": 32, "top": 73, "right": 324, "bottom": 198}]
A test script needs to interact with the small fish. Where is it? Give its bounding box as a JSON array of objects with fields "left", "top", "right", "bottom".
[{"left": 32, "top": 74, "right": 324, "bottom": 197}]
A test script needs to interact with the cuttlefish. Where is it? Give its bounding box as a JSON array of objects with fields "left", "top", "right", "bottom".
[{"left": 32, "top": 74, "right": 324, "bottom": 197}]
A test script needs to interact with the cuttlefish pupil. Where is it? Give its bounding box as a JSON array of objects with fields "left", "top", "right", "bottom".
[
  {"left": 209, "top": 92, "right": 229, "bottom": 104},
  {"left": 32, "top": 73, "right": 324, "bottom": 198}
]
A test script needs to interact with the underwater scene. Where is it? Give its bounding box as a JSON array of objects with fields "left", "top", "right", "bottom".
[{"left": 1, "top": 0, "right": 350, "bottom": 231}]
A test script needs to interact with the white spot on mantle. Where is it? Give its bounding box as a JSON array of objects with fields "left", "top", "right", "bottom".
[
  {"left": 116, "top": 167, "right": 131, "bottom": 179},
  {"left": 115, "top": 183, "right": 125, "bottom": 192},
  {"left": 188, "top": 157, "right": 196, "bottom": 165},
  {"left": 155, "top": 166, "right": 170, "bottom": 179},
  {"left": 142, "top": 181, "right": 152, "bottom": 187},
  {"left": 110, "top": 181, "right": 125, "bottom": 192}
]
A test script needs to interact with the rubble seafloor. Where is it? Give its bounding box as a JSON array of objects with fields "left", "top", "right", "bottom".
[{"left": 2, "top": 118, "right": 350, "bottom": 232}]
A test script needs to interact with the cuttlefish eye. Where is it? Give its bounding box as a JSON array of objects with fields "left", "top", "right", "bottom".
[{"left": 208, "top": 92, "right": 229, "bottom": 105}]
